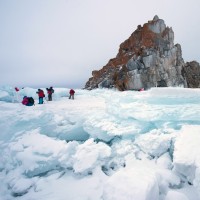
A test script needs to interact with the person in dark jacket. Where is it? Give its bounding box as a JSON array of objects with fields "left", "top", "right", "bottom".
[
  {"left": 69, "top": 89, "right": 75, "bottom": 100},
  {"left": 36, "top": 89, "right": 45, "bottom": 104},
  {"left": 46, "top": 87, "right": 54, "bottom": 101}
]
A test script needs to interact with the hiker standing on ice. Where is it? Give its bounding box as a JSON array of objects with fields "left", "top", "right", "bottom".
[
  {"left": 46, "top": 86, "right": 54, "bottom": 101},
  {"left": 69, "top": 89, "right": 75, "bottom": 100},
  {"left": 36, "top": 89, "right": 45, "bottom": 104}
]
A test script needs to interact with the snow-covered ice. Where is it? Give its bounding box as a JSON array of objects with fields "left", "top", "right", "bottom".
[
  {"left": 173, "top": 125, "right": 200, "bottom": 194},
  {"left": 0, "top": 86, "right": 200, "bottom": 200}
]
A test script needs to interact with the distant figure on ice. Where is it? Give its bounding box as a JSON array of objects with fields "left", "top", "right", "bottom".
[
  {"left": 15, "top": 87, "right": 19, "bottom": 92},
  {"left": 13, "top": 87, "right": 20, "bottom": 102},
  {"left": 138, "top": 88, "right": 144, "bottom": 92},
  {"left": 46, "top": 86, "right": 54, "bottom": 101},
  {"left": 69, "top": 89, "right": 75, "bottom": 100},
  {"left": 22, "top": 96, "right": 35, "bottom": 106},
  {"left": 36, "top": 89, "right": 45, "bottom": 104}
]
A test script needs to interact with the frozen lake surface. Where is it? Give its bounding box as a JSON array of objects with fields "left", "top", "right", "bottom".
[{"left": 0, "top": 86, "right": 200, "bottom": 200}]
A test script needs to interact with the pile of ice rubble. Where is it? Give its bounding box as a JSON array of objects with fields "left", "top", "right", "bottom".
[{"left": 0, "top": 86, "right": 200, "bottom": 200}]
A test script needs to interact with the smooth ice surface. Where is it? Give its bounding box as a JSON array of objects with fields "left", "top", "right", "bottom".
[{"left": 1, "top": 86, "right": 200, "bottom": 200}]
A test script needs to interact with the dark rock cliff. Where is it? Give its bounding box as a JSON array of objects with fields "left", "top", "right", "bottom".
[
  {"left": 182, "top": 61, "right": 200, "bottom": 88},
  {"left": 85, "top": 16, "right": 199, "bottom": 90}
]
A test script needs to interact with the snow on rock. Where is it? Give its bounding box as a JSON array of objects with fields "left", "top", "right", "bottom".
[
  {"left": 173, "top": 125, "right": 200, "bottom": 194},
  {"left": 73, "top": 138, "right": 111, "bottom": 173}
]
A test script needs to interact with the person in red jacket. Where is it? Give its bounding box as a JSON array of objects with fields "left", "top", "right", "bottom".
[
  {"left": 69, "top": 89, "right": 75, "bottom": 100},
  {"left": 36, "top": 89, "right": 45, "bottom": 104},
  {"left": 15, "top": 87, "right": 19, "bottom": 92},
  {"left": 22, "top": 96, "right": 29, "bottom": 105},
  {"left": 22, "top": 96, "right": 34, "bottom": 106}
]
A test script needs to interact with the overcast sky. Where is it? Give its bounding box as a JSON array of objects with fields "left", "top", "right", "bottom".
[{"left": 0, "top": 0, "right": 200, "bottom": 88}]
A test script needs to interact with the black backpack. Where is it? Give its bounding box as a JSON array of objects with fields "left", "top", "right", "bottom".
[{"left": 28, "top": 97, "right": 35, "bottom": 104}]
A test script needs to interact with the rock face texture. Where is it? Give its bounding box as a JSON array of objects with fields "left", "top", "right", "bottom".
[
  {"left": 182, "top": 61, "right": 200, "bottom": 88},
  {"left": 85, "top": 16, "right": 198, "bottom": 90}
]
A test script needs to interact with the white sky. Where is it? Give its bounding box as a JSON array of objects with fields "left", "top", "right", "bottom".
[{"left": 0, "top": 0, "right": 200, "bottom": 88}]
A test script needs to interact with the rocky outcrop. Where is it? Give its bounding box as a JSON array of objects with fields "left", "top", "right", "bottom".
[
  {"left": 85, "top": 15, "right": 198, "bottom": 90},
  {"left": 182, "top": 61, "right": 200, "bottom": 88}
]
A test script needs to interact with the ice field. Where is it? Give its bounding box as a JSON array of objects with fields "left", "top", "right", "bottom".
[{"left": 0, "top": 86, "right": 200, "bottom": 200}]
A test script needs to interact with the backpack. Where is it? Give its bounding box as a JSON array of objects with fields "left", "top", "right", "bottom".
[{"left": 28, "top": 97, "right": 35, "bottom": 104}]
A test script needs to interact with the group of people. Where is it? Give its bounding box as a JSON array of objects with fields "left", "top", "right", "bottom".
[{"left": 21, "top": 87, "right": 75, "bottom": 106}]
